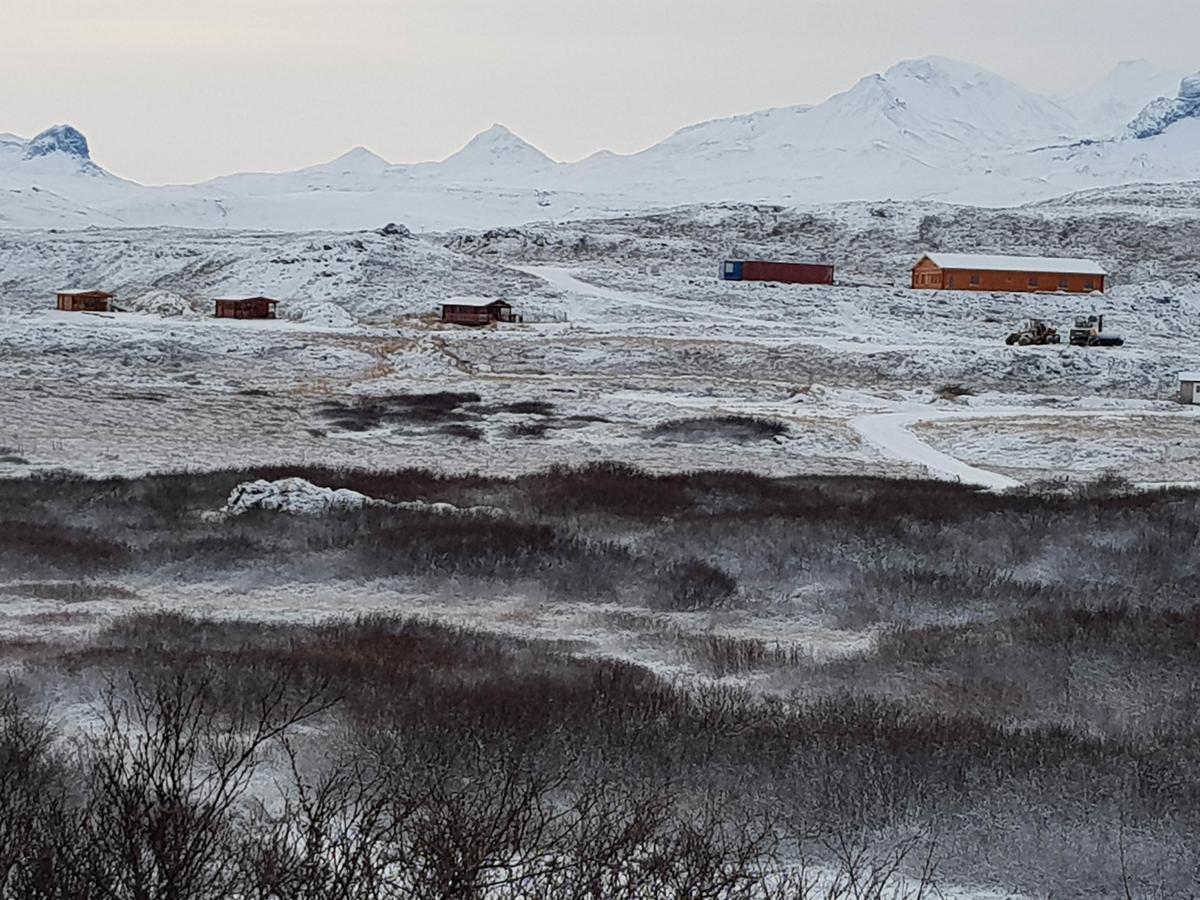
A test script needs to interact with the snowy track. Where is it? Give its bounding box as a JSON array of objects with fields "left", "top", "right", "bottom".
[
  {"left": 854, "top": 406, "right": 1200, "bottom": 490},
  {"left": 852, "top": 412, "right": 1021, "bottom": 490}
]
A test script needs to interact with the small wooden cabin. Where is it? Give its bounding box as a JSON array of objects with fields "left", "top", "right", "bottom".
[
  {"left": 1181, "top": 373, "right": 1200, "bottom": 405},
  {"left": 441, "top": 299, "right": 515, "bottom": 326},
  {"left": 214, "top": 296, "right": 278, "bottom": 319},
  {"left": 56, "top": 290, "right": 113, "bottom": 312},
  {"left": 912, "top": 254, "right": 1106, "bottom": 294}
]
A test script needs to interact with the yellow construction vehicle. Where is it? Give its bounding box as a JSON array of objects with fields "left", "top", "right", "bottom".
[
  {"left": 1069, "top": 315, "right": 1124, "bottom": 347},
  {"left": 1005, "top": 319, "right": 1061, "bottom": 346}
]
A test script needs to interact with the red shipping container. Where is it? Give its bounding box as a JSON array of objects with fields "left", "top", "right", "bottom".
[{"left": 741, "top": 261, "right": 834, "bottom": 285}]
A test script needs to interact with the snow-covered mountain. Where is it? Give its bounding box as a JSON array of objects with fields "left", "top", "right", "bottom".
[
  {"left": 1, "top": 56, "right": 1197, "bottom": 231},
  {"left": 425, "top": 124, "right": 555, "bottom": 180},
  {"left": 1061, "top": 60, "right": 1184, "bottom": 137}
]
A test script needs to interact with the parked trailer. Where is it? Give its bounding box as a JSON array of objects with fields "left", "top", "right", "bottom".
[{"left": 720, "top": 260, "right": 835, "bottom": 285}]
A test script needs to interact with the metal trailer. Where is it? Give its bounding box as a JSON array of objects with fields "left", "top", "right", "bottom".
[{"left": 720, "top": 260, "right": 835, "bottom": 285}]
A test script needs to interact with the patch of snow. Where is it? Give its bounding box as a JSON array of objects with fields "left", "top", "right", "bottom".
[
  {"left": 218, "top": 477, "right": 381, "bottom": 517},
  {"left": 211, "top": 478, "right": 507, "bottom": 520}
]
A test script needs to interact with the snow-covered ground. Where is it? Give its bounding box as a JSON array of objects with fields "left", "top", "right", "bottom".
[{"left": 2, "top": 191, "right": 1198, "bottom": 488}]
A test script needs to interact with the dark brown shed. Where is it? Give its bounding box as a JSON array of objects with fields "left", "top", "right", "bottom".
[
  {"left": 215, "top": 296, "right": 279, "bottom": 319},
  {"left": 441, "top": 299, "right": 516, "bottom": 326},
  {"left": 56, "top": 290, "right": 113, "bottom": 312}
]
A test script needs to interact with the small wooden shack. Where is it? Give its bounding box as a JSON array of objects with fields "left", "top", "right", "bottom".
[
  {"left": 912, "top": 254, "right": 1107, "bottom": 294},
  {"left": 214, "top": 296, "right": 278, "bottom": 319},
  {"left": 441, "top": 299, "right": 515, "bottom": 326},
  {"left": 56, "top": 290, "right": 113, "bottom": 312},
  {"left": 1180, "top": 372, "right": 1200, "bottom": 405}
]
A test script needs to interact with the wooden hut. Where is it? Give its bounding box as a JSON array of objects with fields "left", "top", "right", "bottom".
[
  {"left": 441, "top": 299, "right": 515, "bottom": 326},
  {"left": 56, "top": 290, "right": 113, "bottom": 312},
  {"left": 911, "top": 254, "right": 1106, "bottom": 294},
  {"left": 214, "top": 296, "right": 278, "bottom": 319}
]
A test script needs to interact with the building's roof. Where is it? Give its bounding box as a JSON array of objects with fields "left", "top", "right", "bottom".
[
  {"left": 57, "top": 288, "right": 112, "bottom": 296},
  {"left": 215, "top": 295, "right": 278, "bottom": 303},
  {"left": 920, "top": 253, "right": 1108, "bottom": 276},
  {"left": 1180, "top": 372, "right": 1200, "bottom": 382},
  {"left": 443, "top": 298, "right": 511, "bottom": 308}
]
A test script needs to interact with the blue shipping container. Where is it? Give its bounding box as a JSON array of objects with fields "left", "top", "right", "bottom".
[{"left": 721, "top": 260, "right": 744, "bottom": 281}]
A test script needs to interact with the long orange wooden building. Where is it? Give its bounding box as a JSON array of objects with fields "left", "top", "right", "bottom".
[{"left": 912, "top": 254, "right": 1106, "bottom": 294}]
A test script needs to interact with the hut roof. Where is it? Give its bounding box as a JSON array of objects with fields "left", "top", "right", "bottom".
[
  {"left": 921, "top": 254, "right": 1107, "bottom": 276},
  {"left": 443, "top": 298, "right": 511, "bottom": 309},
  {"left": 215, "top": 295, "right": 278, "bottom": 303},
  {"left": 57, "top": 288, "right": 112, "bottom": 296}
]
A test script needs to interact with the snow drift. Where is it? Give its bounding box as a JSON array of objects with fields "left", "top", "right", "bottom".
[{"left": 212, "top": 478, "right": 505, "bottom": 519}]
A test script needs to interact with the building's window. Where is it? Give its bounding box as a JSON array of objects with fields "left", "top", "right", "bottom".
[
  {"left": 1028, "top": 277, "right": 1040, "bottom": 288},
  {"left": 1084, "top": 280, "right": 1095, "bottom": 291},
  {"left": 724, "top": 262, "right": 735, "bottom": 274},
  {"left": 1059, "top": 278, "right": 1069, "bottom": 290},
  {"left": 969, "top": 274, "right": 981, "bottom": 286}
]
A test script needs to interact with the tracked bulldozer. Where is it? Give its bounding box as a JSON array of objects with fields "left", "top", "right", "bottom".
[
  {"left": 1005, "top": 319, "right": 1061, "bottom": 346},
  {"left": 1069, "top": 315, "right": 1124, "bottom": 347}
]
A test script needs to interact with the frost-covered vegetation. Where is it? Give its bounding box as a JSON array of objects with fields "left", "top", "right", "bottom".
[{"left": 1, "top": 466, "right": 1199, "bottom": 897}]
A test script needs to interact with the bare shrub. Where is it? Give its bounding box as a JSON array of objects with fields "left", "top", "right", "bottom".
[
  {"left": 495, "top": 400, "right": 556, "bottom": 416},
  {"left": 934, "top": 383, "right": 975, "bottom": 401},
  {"left": 649, "top": 415, "right": 789, "bottom": 443},
  {"left": 2, "top": 581, "right": 138, "bottom": 603},
  {"left": 439, "top": 423, "right": 485, "bottom": 441},
  {"left": 506, "top": 421, "right": 552, "bottom": 439},
  {"left": 653, "top": 560, "right": 739, "bottom": 611}
]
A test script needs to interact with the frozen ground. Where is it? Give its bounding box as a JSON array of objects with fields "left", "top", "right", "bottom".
[{"left": 3, "top": 191, "right": 1198, "bottom": 489}]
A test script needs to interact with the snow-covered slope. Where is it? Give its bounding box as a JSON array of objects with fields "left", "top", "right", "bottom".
[
  {"left": 2, "top": 57, "right": 1199, "bottom": 230},
  {"left": 1062, "top": 60, "right": 1184, "bottom": 137}
]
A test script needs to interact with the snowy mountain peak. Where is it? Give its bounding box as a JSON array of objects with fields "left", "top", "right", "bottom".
[
  {"left": 327, "top": 146, "right": 391, "bottom": 170},
  {"left": 825, "top": 55, "right": 1076, "bottom": 149},
  {"left": 442, "top": 124, "right": 554, "bottom": 170},
  {"left": 1128, "top": 71, "right": 1200, "bottom": 139},
  {"left": 24, "top": 125, "right": 90, "bottom": 161},
  {"left": 885, "top": 56, "right": 995, "bottom": 87},
  {"left": 338, "top": 145, "right": 389, "bottom": 164}
]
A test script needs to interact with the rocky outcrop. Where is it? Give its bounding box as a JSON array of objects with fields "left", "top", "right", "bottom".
[
  {"left": 23, "top": 125, "right": 90, "bottom": 160},
  {"left": 1127, "top": 73, "right": 1200, "bottom": 139}
]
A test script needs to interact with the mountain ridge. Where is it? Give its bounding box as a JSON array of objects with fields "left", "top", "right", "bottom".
[{"left": 1, "top": 56, "right": 1197, "bottom": 231}]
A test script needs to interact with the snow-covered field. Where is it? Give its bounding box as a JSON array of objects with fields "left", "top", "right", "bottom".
[{"left": 2, "top": 190, "right": 1198, "bottom": 489}]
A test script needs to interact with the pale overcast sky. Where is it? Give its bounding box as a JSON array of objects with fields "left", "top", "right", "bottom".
[{"left": 3, "top": 0, "right": 1197, "bottom": 184}]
